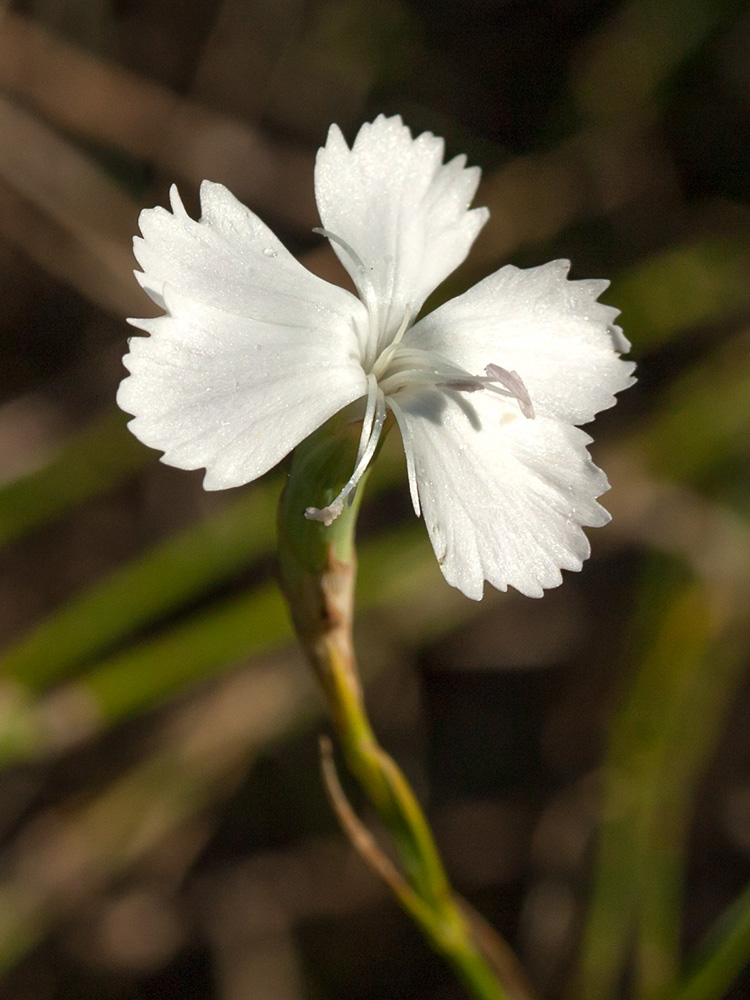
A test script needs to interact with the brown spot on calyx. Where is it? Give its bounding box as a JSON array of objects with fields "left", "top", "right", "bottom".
[{"left": 281, "top": 542, "right": 362, "bottom": 712}]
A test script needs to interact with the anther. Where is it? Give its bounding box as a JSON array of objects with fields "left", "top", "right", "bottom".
[{"left": 485, "top": 364, "right": 535, "bottom": 419}]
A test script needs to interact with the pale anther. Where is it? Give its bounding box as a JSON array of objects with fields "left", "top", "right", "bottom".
[{"left": 485, "top": 364, "right": 535, "bottom": 419}]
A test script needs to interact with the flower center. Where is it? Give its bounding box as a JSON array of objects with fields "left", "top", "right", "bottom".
[
  {"left": 307, "top": 224, "right": 535, "bottom": 525},
  {"left": 305, "top": 322, "right": 535, "bottom": 527},
  {"left": 372, "top": 324, "right": 535, "bottom": 421}
]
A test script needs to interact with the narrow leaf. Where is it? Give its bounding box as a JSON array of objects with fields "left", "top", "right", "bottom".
[{"left": 0, "top": 410, "right": 150, "bottom": 548}]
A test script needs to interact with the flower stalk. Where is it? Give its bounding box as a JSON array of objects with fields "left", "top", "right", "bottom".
[{"left": 278, "top": 410, "right": 533, "bottom": 1000}]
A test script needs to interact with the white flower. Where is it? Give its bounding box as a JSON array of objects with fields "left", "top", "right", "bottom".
[{"left": 118, "top": 114, "right": 634, "bottom": 600}]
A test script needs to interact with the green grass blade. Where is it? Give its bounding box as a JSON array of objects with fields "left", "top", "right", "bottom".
[
  {"left": 634, "top": 331, "right": 750, "bottom": 483},
  {"left": 674, "top": 881, "right": 750, "bottom": 1000},
  {"left": 0, "top": 410, "right": 151, "bottom": 548},
  {"left": 0, "top": 434, "right": 407, "bottom": 690},
  {"left": 575, "top": 558, "right": 747, "bottom": 1000},
  {"left": 83, "top": 521, "right": 438, "bottom": 722},
  {"left": 0, "top": 521, "right": 447, "bottom": 763},
  {"left": 1, "top": 480, "right": 280, "bottom": 688},
  {"left": 612, "top": 238, "right": 750, "bottom": 352}
]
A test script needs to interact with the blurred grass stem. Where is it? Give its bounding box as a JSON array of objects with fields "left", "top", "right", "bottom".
[
  {"left": 672, "top": 882, "right": 750, "bottom": 1000},
  {"left": 575, "top": 563, "right": 747, "bottom": 1000}
]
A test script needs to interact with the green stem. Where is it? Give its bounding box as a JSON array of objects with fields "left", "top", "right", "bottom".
[
  {"left": 278, "top": 409, "right": 531, "bottom": 1000},
  {"left": 322, "top": 634, "right": 451, "bottom": 905},
  {"left": 315, "top": 636, "right": 517, "bottom": 1000}
]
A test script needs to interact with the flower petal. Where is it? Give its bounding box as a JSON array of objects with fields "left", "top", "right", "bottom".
[
  {"left": 118, "top": 183, "right": 367, "bottom": 489},
  {"left": 391, "top": 388, "right": 611, "bottom": 599},
  {"left": 315, "top": 115, "right": 489, "bottom": 352},
  {"left": 407, "top": 260, "right": 634, "bottom": 425}
]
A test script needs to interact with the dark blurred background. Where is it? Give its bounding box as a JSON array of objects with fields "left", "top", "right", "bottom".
[{"left": 1, "top": 0, "right": 750, "bottom": 998}]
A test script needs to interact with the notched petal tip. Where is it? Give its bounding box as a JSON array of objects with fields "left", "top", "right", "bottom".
[
  {"left": 114, "top": 378, "right": 135, "bottom": 413},
  {"left": 540, "top": 258, "right": 571, "bottom": 279},
  {"left": 132, "top": 269, "right": 166, "bottom": 309},
  {"left": 124, "top": 315, "right": 157, "bottom": 335},
  {"left": 198, "top": 178, "right": 231, "bottom": 209},
  {"left": 323, "top": 121, "right": 347, "bottom": 150},
  {"left": 609, "top": 323, "right": 631, "bottom": 353},
  {"left": 364, "top": 112, "right": 408, "bottom": 138},
  {"left": 169, "top": 184, "right": 188, "bottom": 217},
  {"left": 471, "top": 205, "right": 491, "bottom": 226}
]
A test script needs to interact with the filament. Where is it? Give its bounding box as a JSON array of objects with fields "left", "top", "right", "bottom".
[{"left": 305, "top": 387, "right": 388, "bottom": 526}]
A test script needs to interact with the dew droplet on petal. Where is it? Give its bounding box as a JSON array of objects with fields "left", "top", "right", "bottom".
[{"left": 263, "top": 247, "right": 278, "bottom": 258}]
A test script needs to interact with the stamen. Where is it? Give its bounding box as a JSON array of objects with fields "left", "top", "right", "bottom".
[
  {"left": 386, "top": 397, "right": 421, "bottom": 517},
  {"left": 485, "top": 364, "right": 535, "bottom": 419},
  {"left": 355, "top": 374, "right": 378, "bottom": 467},
  {"left": 379, "top": 354, "right": 483, "bottom": 397},
  {"left": 391, "top": 307, "right": 412, "bottom": 348},
  {"left": 305, "top": 389, "right": 387, "bottom": 526},
  {"left": 370, "top": 305, "right": 413, "bottom": 381},
  {"left": 314, "top": 227, "right": 380, "bottom": 366},
  {"left": 313, "top": 228, "right": 368, "bottom": 278},
  {"left": 373, "top": 343, "right": 535, "bottom": 420}
]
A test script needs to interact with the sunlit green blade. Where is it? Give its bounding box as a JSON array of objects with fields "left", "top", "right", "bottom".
[
  {"left": 0, "top": 519, "right": 455, "bottom": 764},
  {"left": 573, "top": 0, "right": 731, "bottom": 124},
  {"left": 612, "top": 238, "right": 750, "bottom": 351},
  {"left": 1, "top": 480, "right": 280, "bottom": 689},
  {"left": 80, "top": 522, "right": 437, "bottom": 722},
  {"left": 674, "top": 881, "right": 750, "bottom": 1000},
  {"left": 575, "top": 558, "right": 747, "bottom": 1000},
  {"left": 633, "top": 331, "right": 750, "bottom": 482},
  {"left": 0, "top": 526, "right": 460, "bottom": 971},
  {"left": 82, "top": 583, "right": 290, "bottom": 720},
  {"left": 0, "top": 435, "right": 407, "bottom": 690},
  {"left": 0, "top": 410, "right": 150, "bottom": 548}
]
